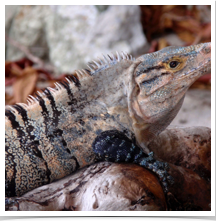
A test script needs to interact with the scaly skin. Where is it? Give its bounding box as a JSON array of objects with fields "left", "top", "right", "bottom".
[{"left": 5, "top": 43, "right": 211, "bottom": 197}]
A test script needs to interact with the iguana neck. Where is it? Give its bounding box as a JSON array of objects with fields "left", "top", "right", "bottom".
[
  {"left": 127, "top": 42, "right": 211, "bottom": 153},
  {"left": 88, "top": 60, "right": 136, "bottom": 130}
]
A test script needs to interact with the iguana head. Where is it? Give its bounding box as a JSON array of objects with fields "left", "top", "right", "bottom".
[{"left": 128, "top": 42, "right": 211, "bottom": 152}]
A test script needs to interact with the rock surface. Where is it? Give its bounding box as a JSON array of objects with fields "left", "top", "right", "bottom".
[
  {"left": 6, "top": 6, "right": 48, "bottom": 61},
  {"left": 6, "top": 5, "right": 147, "bottom": 73}
]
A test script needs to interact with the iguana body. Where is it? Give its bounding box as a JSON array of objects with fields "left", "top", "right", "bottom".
[{"left": 5, "top": 43, "right": 211, "bottom": 197}]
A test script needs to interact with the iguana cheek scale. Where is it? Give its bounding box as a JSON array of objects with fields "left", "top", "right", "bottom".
[{"left": 5, "top": 43, "right": 211, "bottom": 197}]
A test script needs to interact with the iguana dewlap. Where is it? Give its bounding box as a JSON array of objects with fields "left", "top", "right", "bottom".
[{"left": 5, "top": 43, "right": 211, "bottom": 197}]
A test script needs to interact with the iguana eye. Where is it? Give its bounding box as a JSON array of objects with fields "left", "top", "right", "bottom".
[{"left": 169, "top": 61, "right": 179, "bottom": 68}]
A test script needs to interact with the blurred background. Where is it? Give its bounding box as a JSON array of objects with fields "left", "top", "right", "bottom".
[{"left": 5, "top": 5, "right": 211, "bottom": 128}]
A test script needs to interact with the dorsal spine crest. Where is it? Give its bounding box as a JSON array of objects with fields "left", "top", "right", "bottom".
[{"left": 5, "top": 51, "right": 134, "bottom": 112}]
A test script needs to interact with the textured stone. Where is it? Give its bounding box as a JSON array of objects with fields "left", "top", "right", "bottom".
[
  {"left": 45, "top": 5, "right": 147, "bottom": 72},
  {"left": 6, "top": 5, "right": 48, "bottom": 61},
  {"left": 6, "top": 5, "right": 147, "bottom": 73}
]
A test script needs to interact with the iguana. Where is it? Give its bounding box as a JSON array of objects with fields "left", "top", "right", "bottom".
[{"left": 5, "top": 42, "right": 211, "bottom": 197}]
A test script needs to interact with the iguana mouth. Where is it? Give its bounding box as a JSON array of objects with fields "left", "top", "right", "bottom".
[{"left": 177, "top": 59, "right": 211, "bottom": 81}]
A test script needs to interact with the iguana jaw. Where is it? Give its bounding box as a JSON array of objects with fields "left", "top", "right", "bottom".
[{"left": 129, "top": 42, "right": 211, "bottom": 153}]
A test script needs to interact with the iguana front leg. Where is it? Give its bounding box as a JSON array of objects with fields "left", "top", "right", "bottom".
[{"left": 92, "top": 130, "right": 173, "bottom": 193}]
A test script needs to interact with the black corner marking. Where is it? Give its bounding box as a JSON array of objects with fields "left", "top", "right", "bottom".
[
  {"left": 43, "top": 88, "right": 61, "bottom": 127},
  {"left": 5, "top": 170, "right": 16, "bottom": 197},
  {"left": 35, "top": 93, "right": 49, "bottom": 115},
  {"left": 44, "top": 161, "right": 51, "bottom": 184},
  {"left": 59, "top": 81, "right": 73, "bottom": 100},
  {"left": 13, "top": 104, "right": 28, "bottom": 122},
  {"left": 107, "top": 54, "right": 113, "bottom": 61},
  {"left": 85, "top": 69, "right": 91, "bottom": 74},
  {"left": 5, "top": 110, "right": 20, "bottom": 129},
  {"left": 5, "top": 110, "right": 25, "bottom": 137},
  {"left": 35, "top": 92, "right": 52, "bottom": 136},
  {"left": 68, "top": 75, "right": 81, "bottom": 87},
  {"left": 43, "top": 88, "right": 55, "bottom": 102},
  {"left": 59, "top": 81, "right": 78, "bottom": 107}
]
